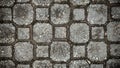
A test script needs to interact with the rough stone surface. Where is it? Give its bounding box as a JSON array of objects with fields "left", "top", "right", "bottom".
[
  {"left": 54, "top": 0, "right": 67, "bottom": 2},
  {"left": 54, "top": 64, "right": 66, "bottom": 68},
  {"left": 107, "top": 21, "right": 120, "bottom": 41},
  {"left": 33, "top": 23, "right": 52, "bottom": 43},
  {"left": 51, "top": 4, "right": 70, "bottom": 24},
  {"left": 87, "top": 41, "right": 107, "bottom": 61},
  {"left": 0, "top": 24, "right": 15, "bottom": 43},
  {"left": 0, "top": 0, "right": 15, "bottom": 6},
  {"left": 73, "top": 9, "right": 85, "bottom": 20},
  {"left": 17, "top": 64, "right": 30, "bottom": 68},
  {"left": 0, "top": 46, "right": 12, "bottom": 57},
  {"left": 106, "top": 59, "right": 120, "bottom": 68},
  {"left": 73, "top": 46, "right": 85, "bottom": 57},
  {"left": 92, "top": 0, "right": 106, "bottom": 2},
  {"left": 17, "top": 0, "right": 29, "bottom": 2},
  {"left": 14, "top": 42, "right": 33, "bottom": 61},
  {"left": 36, "top": 46, "right": 49, "bottom": 57},
  {"left": 33, "top": 60, "right": 52, "bottom": 68},
  {"left": 69, "top": 60, "right": 90, "bottom": 68},
  {"left": 0, "top": 60, "right": 15, "bottom": 68},
  {"left": 70, "top": 23, "right": 89, "bottom": 43},
  {"left": 87, "top": 4, "right": 107, "bottom": 24},
  {"left": 55, "top": 27, "right": 66, "bottom": 38},
  {"left": 13, "top": 4, "right": 33, "bottom": 25},
  {"left": 36, "top": 8, "right": 49, "bottom": 20},
  {"left": 50, "top": 42, "right": 70, "bottom": 61},
  {"left": 92, "top": 27, "right": 104, "bottom": 39},
  {"left": 0, "top": 8, "right": 12, "bottom": 20},
  {"left": 70, "top": 0, "right": 90, "bottom": 6},
  {"left": 91, "top": 64, "right": 103, "bottom": 68},
  {"left": 108, "top": 0, "right": 120, "bottom": 3},
  {"left": 110, "top": 44, "right": 120, "bottom": 56},
  {"left": 18, "top": 28, "right": 29, "bottom": 39},
  {"left": 111, "top": 7, "right": 120, "bottom": 19},
  {"left": 32, "top": 0, "right": 52, "bottom": 6}
]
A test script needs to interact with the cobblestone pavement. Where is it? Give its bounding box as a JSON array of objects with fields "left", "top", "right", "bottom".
[{"left": 0, "top": 0, "right": 120, "bottom": 68}]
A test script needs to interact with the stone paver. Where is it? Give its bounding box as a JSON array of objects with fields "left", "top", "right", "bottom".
[
  {"left": 0, "top": 23, "right": 15, "bottom": 43},
  {"left": 111, "top": 7, "right": 120, "bottom": 19},
  {"left": 73, "top": 45, "right": 85, "bottom": 58},
  {"left": 13, "top": 4, "right": 33, "bottom": 25},
  {"left": 110, "top": 44, "right": 120, "bottom": 56},
  {"left": 50, "top": 42, "right": 70, "bottom": 61},
  {"left": 70, "top": 0, "right": 90, "bottom": 6},
  {"left": 73, "top": 8, "right": 85, "bottom": 20},
  {"left": 54, "top": 0, "right": 67, "bottom": 2},
  {"left": 70, "top": 23, "right": 89, "bottom": 43},
  {"left": 0, "top": 0, "right": 15, "bottom": 6},
  {"left": 106, "top": 59, "right": 120, "bottom": 68},
  {"left": 69, "top": 60, "right": 90, "bottom": 68},
  {"left": 92, "top": 27, "right": 104, "bottom": 39},
  {"left": 87, "top": 41, "right": 107, "bottom": 61},
  {"left": 91, "top": 64, "right": 103, "bottom": 68},
  {"left": 17, "top": 0, "right": 29, "bottom": 2},
  {"left": 36, "top": 8, "right": 49, "bottom": 20},
  {"left": 0, "top": 46, "right": 12, "bottom": 57},
  {"left": 33, "top": 60, "right": 52, "bottom": 68},
  {"left": 51, "top": 4, "right": 70, "bottom": 24},
  {"left": 33, "top": 23, "right": 52, "bottom": 43},
  {"left": 87, "top": 4, "right": 107, "bottom": 25},
  {"left": 108, "top": 0, "right": 120, "bottom": 3},
  {"left": 107, "top": 21, "right": 120, "bottom": 41},
  {"left": 55, "top": 27, "right": 66, "bottom": 38},
  {"left": 14, "top": 42, "right": 33, "bottom": 61},
  {"left": 54, "top": 64, "right": 66, "bottom": 68},
  {"left": 32, "top": 0, "right": 52, "bottom": 6},
  {"left": 18, "top": 28, "right": 29, "bottom": 40},
  {"left": 0, "top": 60, "right": 15, "bottom": 68},
  {"left": 17, "top": 64, "right": 30, "bottom": 68},
  {"left": 0, "top": 8, "right": 12, "bottom": 21},
  {"left": 36, "top": 46, "right": 49, "bottom": 57}
]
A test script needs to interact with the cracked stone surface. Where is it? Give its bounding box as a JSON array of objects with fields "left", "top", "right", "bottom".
[{"left": 0, "top": 0, "right": 120, "bottom": 68}]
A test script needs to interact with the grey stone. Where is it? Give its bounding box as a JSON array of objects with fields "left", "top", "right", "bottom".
[
  {"left": 14, "top": 42, "right": 33, "bottom": 61},
  {"left": 0, "top": 23, "right": 15, "bottom": 43},
  {"left": 18, "top": 28, "right": 29, "bottom": 39},
  {"left": 69, "top": 60, "right": 90, "bottom": 68},
  {"left": 50, "top": 42, "right": 70, "bottom": 61},
  {"left": 73, "top": 9, "right": 85, "bottom": 20},
  {"left": 87, "top": 41, "right": 107, "bottom": 61},
  {"left": 0, "top": 8, "right": 12, "bottom": 20},
  {"left": 0, "top": 0, "right": 15, "bottom": 6},
  {"left": 107, "top": 21, "right": 120, "bottom": 41},
  {"left": 13, "top": 4, "right": 33, "bottom": 25},
  {"left": 92, "top": 0, "right": 106, "bottom": 3},
  {"left": 54, "top": 64, "right": 66, "bottom": 68},
  {"left": 55, "top": 27, "right": 66, "bottom": 38},
  {"left": 36, "top": 46, "right": 49, "bottom": 57},
  {"left": 33, "top": 60, "right": 52, "bottom": 68},
  {"left": 70, "top": 23, "right": 89, "bottom": 43},
  {"left": 36, "top": 8, "right": 49, "bottom": 20},
  {"left": 106, "top": 59, "right": 120, "bottom": 68},
  {"left": 54, "top": 0, "right": 67, "bottom": 2},
  {"left": 17, "top": 64, "right": 30, "bottom": 68},
  {"left": 92, "top": 27, "right": 104, "bottom": 39},
  {"left": 0, "top": 46, "right": 12, "bottom": 57},
  {"left": 17, "top": 0, "right": 29, "bottom": 2},
  {"left": 87, "top": 4, "right": 107, "bottom": 24},
  {"left": 111, "top": 7, "right": 120, "bottom": 19},
  {"left": 33, "top": 23, "right": 52, "bottom": 43},
  {"left": 32, "top": 0, "right": 53, "bottom": 6},
  {"left": 73, "top": 46, "right": 85, "bottom": 57},
  {"left": 51, "top": 4, "right": 70, "bottom": 24},
  {"left": 70, "top": 0, "right": 90, "bottom": 6},
  {"left": 108, "top": 0, "right": 120, "bottom": 3},
  {"left": 110, "top": 44, "right": 120, "bottom": 56},
  {"left": 0, "top": 60, "right": 15, "bottom": 68},
  {"left": 91, "top": 64, "right": 103, "bottom": 68}
]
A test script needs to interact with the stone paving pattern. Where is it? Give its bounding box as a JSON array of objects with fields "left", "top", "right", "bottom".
[{"left": 0, "top": 0, "right": 120, "bottom": 68}]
